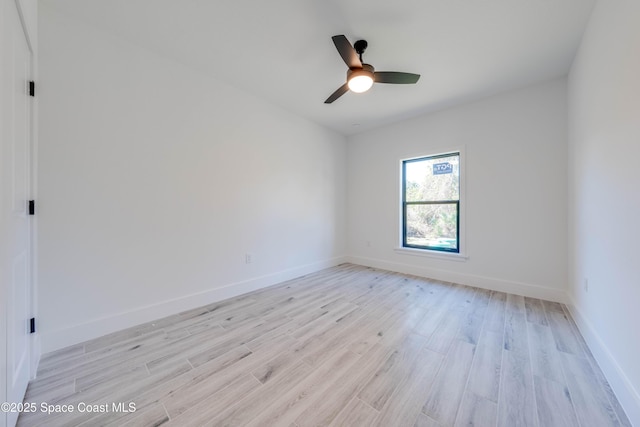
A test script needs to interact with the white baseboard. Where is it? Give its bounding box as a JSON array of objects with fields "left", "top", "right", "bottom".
[
  {"left": 565, "top": 298, "right": 640, "bottom": 427},
  {"left": 346, "top": 255, "right": 567, "bottom": 303},
  {"left": 41, "top": 256, "right": 348, "bottom": 353}
]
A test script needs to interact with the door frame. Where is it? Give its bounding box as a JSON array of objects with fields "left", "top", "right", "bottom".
[{"left": 16, "top": 0, "right": 40, "bottom": 380}]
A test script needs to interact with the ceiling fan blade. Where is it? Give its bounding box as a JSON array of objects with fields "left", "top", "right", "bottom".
[
  {"left": 331, "top": 35, "right": 362, "bottom": 69},
  {"left": 374, "top": 72, "right": 420, "bottom": 84},
  {"left": 324, "top": 83, "right": 349, "bottom": 104}
]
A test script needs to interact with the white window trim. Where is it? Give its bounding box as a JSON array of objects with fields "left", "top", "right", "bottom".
[
  {"left": 397, "top": 146, "right": 467, "bottom": 261},
  {"left": 394, "top": 247, "right": 468, "bottom": 261}
]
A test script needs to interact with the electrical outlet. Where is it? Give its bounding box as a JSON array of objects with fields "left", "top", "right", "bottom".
[
  {"left": 245, "top": 253, "right": 253, "bottom": 264},
  {"left": 583, "top": 278, "right": 589, "bottom": 292}
]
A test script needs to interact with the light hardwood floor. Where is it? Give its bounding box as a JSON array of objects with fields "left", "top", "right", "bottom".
[{"left": 18, "top": 264, "right": 631, "bottom": 427}]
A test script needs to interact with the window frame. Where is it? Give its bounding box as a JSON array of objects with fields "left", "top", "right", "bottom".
[{"left": 398, "top": 150, "right": 466, "bottom": 258}]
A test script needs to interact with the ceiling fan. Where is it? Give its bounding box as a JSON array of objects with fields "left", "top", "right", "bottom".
[{"left": 324, "top": 35, "right": 420, "bottom": 104}]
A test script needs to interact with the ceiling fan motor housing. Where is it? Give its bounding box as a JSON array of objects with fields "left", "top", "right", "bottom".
[
  {"left": 347, "top": 63, "right": 375, "bottom": 80},
  {"left": 347, "top": 64, "right": 375, "bottom": 93}
]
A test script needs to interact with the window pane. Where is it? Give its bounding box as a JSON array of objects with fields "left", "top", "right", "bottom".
[
  {"left": 405, "top": 154, "right": 459, "bottom": 202},
  {"left": 406, "top": 203, "right": 458, "bottom": 250}
]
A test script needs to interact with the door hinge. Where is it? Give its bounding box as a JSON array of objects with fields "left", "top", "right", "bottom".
[
  {"left": 29, "top": 81, "right": 35, "bottom": 97},
  {"left": 30, "top": 318, "right": 36, "bottom": 334},
  {"left": 28, "top": 200, "right": 35, "bottom": 215}
]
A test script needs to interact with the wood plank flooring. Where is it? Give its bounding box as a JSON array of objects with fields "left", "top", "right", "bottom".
[{"left": 18, "top": 264, "right": 632, "bottom": 427}]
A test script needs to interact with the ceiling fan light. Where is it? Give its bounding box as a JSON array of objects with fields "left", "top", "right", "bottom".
[
  {"left": 348, "top": 74, "right": 374, "bottom": 93},
  {"left": 346, "top": 64, "right": 376, "bottom": 94}
]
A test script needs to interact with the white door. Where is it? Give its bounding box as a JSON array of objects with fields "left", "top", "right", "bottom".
[{"left": 1, "top": 0, "right": 33, "bottom": 425}]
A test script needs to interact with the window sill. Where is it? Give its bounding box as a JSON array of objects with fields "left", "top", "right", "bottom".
[{"left": 394, "top": 247, "right": 468, "bottom": 262}]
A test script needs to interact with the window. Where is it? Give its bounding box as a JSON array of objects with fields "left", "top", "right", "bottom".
[{"left": 402, "top": 152, "right": 460, "bottom": 253}]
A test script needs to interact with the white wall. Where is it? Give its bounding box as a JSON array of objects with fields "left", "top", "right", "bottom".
[
  {"left": 37, "top": 5, "right": 347, "bottom": 353},
  {"left": 567, "top": 0, "right": 640, "bottom": 424},
  {"left": 347, "top": 79, "right": 568, "bottom": 301}
]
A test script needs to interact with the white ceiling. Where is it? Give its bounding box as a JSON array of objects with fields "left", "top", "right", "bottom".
[{"left": 42, "top": 0, "right": 596, "bottom": 136}]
